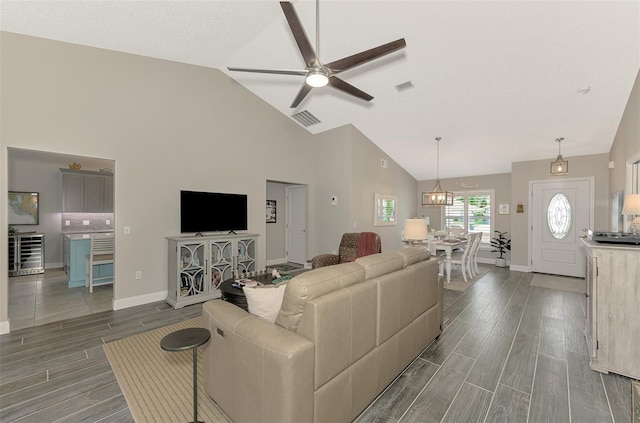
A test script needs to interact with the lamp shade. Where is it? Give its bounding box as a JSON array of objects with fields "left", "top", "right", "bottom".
[
  {"left": 621, "top": 194, "right": 640, "bottom": 215},
  {"left": 621, "top": 194, "right": 640, "bottom": 234},
  {"left": 404, "top": 218, "right": 428, "bottom": 241}
]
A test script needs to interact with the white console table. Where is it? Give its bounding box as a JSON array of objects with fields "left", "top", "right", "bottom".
[{"left": 582, "top": 238, "right": 640, "bottom": 380}]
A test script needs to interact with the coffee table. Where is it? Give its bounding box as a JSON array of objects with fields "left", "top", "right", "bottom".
[{"left": 219, "top": 274, "right": 274, "bottom": 311}]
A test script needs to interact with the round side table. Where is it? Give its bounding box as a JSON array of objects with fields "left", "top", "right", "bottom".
[{"left": 160, "top": 327, "right": 211, "bottom": 423}]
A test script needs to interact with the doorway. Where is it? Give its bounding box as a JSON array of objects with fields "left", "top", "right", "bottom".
[
  {"left": 7, "top": 148, "right": 115, "bottom": 330},
  {"left": 265, "top": 181, "right": 308, "bottom": 267},
  {"left": 530, "top": 178, "right": 593, "bottom": 277},
  {"left": 286, "top": 185, "right": 307, "bottom": 265}
]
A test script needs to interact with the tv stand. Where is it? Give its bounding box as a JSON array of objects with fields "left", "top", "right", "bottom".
[{"left": 166, "top": 233, "right": 258, "bottom": 308}]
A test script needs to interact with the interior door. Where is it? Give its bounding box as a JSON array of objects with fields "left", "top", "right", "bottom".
[
  {"left": 531, "top": 179, "right": 591, "bottom": 277},
  {"left": 286, "top": 185, "right": 307, "bottom": 265}
]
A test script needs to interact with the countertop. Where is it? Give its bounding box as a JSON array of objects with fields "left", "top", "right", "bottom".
[
  {"left": 65, "top": 232, "right": 114, "bottom": 240},
  {"left": 63, "top": 230, "right": 114, "bottom": 234},
  {"left": 581, "top": 237, "right": 640, "bottom": 251}
]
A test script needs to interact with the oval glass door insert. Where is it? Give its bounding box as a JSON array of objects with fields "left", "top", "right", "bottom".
[{"left": 548, "top": 193, "right": 571, "bottom": 239}]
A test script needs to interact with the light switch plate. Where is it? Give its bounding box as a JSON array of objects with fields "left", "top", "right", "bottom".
[{"left": 82, "top": 220, "right": 90, "bottom": 226}]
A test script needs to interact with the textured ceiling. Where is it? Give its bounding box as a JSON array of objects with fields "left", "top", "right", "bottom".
[{"left": 2, "top": 0, "right": 639, "bottom": 180}]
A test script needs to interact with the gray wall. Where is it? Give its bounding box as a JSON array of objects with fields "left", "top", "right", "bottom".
[
  {"left": 609, "top": 70, "right": 640, "bottom": 196},
  {"left": 350, "top": 126, "right": 418, "bottom": 252},
  {"left": 0, "top": 32, "right": 417, "bottom": 331}
]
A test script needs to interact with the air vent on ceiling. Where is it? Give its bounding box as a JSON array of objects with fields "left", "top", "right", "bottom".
[
  {"left": 394, "top": 81, "right": 414, "bottom": 92},
  {"left": 291, "top": 110, "right": 321, "bottom": 127}
]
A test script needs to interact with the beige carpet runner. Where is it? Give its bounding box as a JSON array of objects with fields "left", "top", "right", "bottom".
[
  {"left": 104, "top": 317, "right": 231, "bottom": 423},
  {"left": 442, "top": 266, "right": 490, "bottom": 292}
]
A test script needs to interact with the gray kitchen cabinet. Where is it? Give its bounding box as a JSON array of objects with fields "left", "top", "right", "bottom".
[{"left": 61, "top": 169, "right": 113, "bottom": 212}]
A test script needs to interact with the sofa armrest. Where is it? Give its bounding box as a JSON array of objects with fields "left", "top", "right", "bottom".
[
  {"left": 311, "top": 253, "right": 340, "bottom": 268},
  {"left": 202, "top": 300, "right": 315, "bottom": 423}
]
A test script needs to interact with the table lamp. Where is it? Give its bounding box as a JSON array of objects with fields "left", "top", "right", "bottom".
[
  {"left": 404, "top": 218, "right": 428, "bottom": 245},
  {"left": 621, "top": 193, "right": 640, "bottom": 234}
]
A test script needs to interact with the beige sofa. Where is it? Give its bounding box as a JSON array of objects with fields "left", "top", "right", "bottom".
[{"left": 202, "top": 246, "right": 442, "bottom": 423}]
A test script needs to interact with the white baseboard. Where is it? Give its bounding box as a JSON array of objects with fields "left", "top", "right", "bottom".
[
  {"left": 0, "top": 319, "right": 10, "bottom": 335},
  {"left": 45, "top": 262, "right": 63, "bottom": 270},
  {"left": 509, "top": 264, "right": 530, "bottom": 272},
  {"left": 266, "top": 258, "right": 287, "bottom": 266},
  {"left": 113, "top": 290, "right": 168, "bottom": 310},
  {"left": 476, "top": 257, "right": 495, "bottom": 265}
]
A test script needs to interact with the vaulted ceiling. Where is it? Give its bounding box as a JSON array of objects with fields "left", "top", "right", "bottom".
[{"left": 2, "top": 1, "right": 638, "bottom": 180}]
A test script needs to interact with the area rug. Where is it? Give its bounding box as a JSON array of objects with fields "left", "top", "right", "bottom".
[
  {"left": 443, "top": 266, "right": 490, "bottom": 292},
  {"left": 104, "top": 318, "right": 232, "bottom": 423},
  {"left": 530, "top": 273, "right": 586, "bottom": 293}
]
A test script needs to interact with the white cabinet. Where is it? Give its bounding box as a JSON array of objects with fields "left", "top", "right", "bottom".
[
  {"left": 582, "top": 238, "right": 640, "bottom": 380},
  {"left": 166, "top": 233, "right": 258, "bottom": 308},
  {"left": 61, "top": 169, "right": 114, "bottom": 212}
]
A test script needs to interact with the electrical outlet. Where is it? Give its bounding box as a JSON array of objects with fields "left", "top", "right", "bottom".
[
  {"left": 106, "top": 219, "right": 111, "bottom": 225},
  {"left": 124, "top": 226, "right": 131, "bottom": 235},
  {"left": 82, "top": 220, "right": 90, "bottom": 226},
  {"left": 65, "top": 220, "right": 70, "bottom": 226},
  {"left": 135, "top": 271, "right": 142, "bottom": 280}
]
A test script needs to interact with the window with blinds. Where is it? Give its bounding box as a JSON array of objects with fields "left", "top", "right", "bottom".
[{"left": 443, "top": 191, "right": 493, "bottom": 244}]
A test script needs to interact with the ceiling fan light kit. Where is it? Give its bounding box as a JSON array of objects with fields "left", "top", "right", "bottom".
[
  {"left": 306, "top": 69, "right": 329, "bottom": 87},
  {"left": 227, "top": 0, "right": 406, "bottom": 108},
  {"left": 550, "top": 137, "right": 569, "bottom": 175},
  {"left": 422, "top": 137, "right": 454, "bottom": 206}
]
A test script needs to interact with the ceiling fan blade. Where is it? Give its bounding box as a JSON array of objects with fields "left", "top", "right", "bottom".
[
  {"left": 326, "top": 38, "right": 406, "bottom": 73},
  {"left": 290, "top": 83, "right": 313, "bottom": 108},
  {"left": 328, "top": 77, "right": 373, "bottom": 102},
  {"left": 227, "top": 67, "right": 308, "bottom": 76},
  {"left": 280, "top": 2, "right": 318, "bottom": 67}
]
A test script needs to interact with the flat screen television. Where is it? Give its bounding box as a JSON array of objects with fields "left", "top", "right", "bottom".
[{"left": 180, "top": 190, "right": 247, "bottom": 234}]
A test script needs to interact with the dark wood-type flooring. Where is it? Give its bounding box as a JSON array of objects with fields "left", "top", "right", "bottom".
[{"left": 0, "top": 268, "right": 634, "bottom": 422}]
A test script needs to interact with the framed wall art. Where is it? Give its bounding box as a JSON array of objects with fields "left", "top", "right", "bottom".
[
  {"left": 8, "top": 191, "right": 39, "bottom": 225},
  {"left": 266, "top": 200, "right": 277, "bottom": 223}
]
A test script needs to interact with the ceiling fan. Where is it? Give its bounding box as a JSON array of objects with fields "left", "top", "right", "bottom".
[{"left": 227, "top": 1, "right": 406, "bottom": 108}]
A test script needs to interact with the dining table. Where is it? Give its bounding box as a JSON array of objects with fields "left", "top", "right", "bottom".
[{"left": 428, "top": 239, "right": 468, "bottom": 283}]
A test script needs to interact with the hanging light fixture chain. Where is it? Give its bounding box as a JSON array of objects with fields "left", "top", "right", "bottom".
[{"left": 435, "top": 136, "right": 441, "bottom": 181}]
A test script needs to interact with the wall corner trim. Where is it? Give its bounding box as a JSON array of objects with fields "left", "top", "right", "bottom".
[
  {"left": 113, "top": 290, "right": 168, "bottom": 310},
  {"left": 509, "top": 264, "right": 530, "bottom": 272}
]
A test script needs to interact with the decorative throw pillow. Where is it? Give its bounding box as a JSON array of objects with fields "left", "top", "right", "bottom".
[{"left": 242, "top": 283, "right": 288, "bottom": 323}]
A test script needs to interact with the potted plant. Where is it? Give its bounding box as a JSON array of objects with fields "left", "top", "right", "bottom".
[{"left": 490, "top": 230, "right": 511, "bottom": 267}]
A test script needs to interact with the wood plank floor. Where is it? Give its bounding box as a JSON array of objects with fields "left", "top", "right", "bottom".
[
  {"left": 358, "top": 268, "right": 633, "bottom": 423},
  {"left": 0, "top": 268, "right": 634, "bottom": 422}
]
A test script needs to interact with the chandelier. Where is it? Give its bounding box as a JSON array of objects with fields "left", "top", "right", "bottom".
[{"left": 422, "top": 137, "right": 453, "bottom": 206}]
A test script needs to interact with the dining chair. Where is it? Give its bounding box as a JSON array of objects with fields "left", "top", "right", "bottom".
[
  {"left": 469, "top": 232, "right": 483, "bottom": 276},
  {"left": 448, "top": 233, "right": 478, "bottom": 282},
  {"left": 85, "top": 237, "right": 114, "bottom": 293}
]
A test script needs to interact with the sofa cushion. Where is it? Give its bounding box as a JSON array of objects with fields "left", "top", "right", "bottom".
[
  {"left": 355, "top": 252, "right": 404, "bottom": 280},
  {"left": 243, "top": 283, "right": 288, "bottom": 323},
  {"left": 275, "top": 262, "right": 365, "bottom": 331},
  {"left": 397, "top": 246, "right": 431, "bottom": 266}
]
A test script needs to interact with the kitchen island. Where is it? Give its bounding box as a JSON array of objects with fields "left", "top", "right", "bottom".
[{"left": 64, "top": 232, "right": 114, "bottom": 288}]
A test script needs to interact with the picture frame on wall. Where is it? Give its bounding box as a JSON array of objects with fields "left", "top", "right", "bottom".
[
  {"left": 266, "top": 200, "right": 277, "bottom": 223},
  {"left": 8, "top": 191, "right": 39, "bottom": 225}
]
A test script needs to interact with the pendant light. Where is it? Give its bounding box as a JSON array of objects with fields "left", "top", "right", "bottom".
[
  {"left": 550, "top": 137, "right": 568, "bottom": 175},
  {"left": 422, "top": 137, "right": 454, "bottom": 206}
]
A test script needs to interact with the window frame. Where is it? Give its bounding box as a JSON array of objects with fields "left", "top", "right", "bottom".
[{"left": 441, "top": 189, "right": 495, "bottom": 245}]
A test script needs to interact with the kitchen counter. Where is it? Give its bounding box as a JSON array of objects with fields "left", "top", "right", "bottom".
[
  {"left": 64, "top": 232, "right": 114, "bottom": 287},
  {"left": 63, "top": 230, "right": 114, "bottom": 235},
  {"left": 65, "top": 232, "right": 114, "bottom": 241}
]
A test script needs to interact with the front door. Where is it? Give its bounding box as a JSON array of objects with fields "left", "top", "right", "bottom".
[
  {"left": 286, "top": 185, "right": 307, "bottom": 265},
  {"left": 531, "top": 179, "right": 592, "bottom": 277}
]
